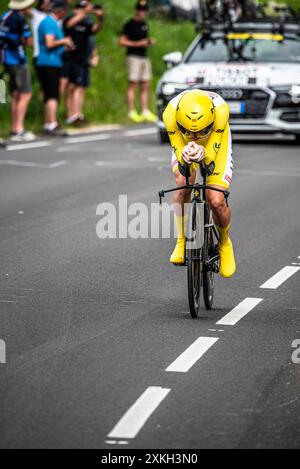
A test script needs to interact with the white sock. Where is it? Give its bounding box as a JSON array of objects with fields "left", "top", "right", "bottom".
[
  {"left": 66, "top": 114, "right": 80, "bottom": 124},
  {"left": 44, "top": 122, "right": 58, "bottom": 131}
]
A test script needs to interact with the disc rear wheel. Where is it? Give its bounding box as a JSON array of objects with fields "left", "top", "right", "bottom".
[{"left": 203, "top": 226, "right": 219, "bottom": 310}]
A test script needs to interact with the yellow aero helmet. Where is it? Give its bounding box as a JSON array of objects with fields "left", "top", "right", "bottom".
[{"left": 176, "top": 90, "right": 215, "bottom": 138}]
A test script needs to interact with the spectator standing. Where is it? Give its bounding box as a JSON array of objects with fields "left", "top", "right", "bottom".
[
  {"left": 35, "top": 0, "right": 73, "bottom": 136},
  {"left": 62, "top": 0, "right": 104, "bottom": 125},
  {"left": 0, "top": 0, "right": 35, "bottom": 141},
  {"left": 119, "top": 0, "right": 157, "bottom": 123},
  {"left": 29, "top": 0, "right": 50, "bottom": 61}
]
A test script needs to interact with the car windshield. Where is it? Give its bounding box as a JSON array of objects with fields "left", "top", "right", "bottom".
[{"left": 186, "top": 36, "right": 300, "bottom": 63}]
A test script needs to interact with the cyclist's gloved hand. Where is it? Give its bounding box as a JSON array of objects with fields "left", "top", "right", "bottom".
[{"left": 182, "top": 142, "right": 205, "bottom": 164}]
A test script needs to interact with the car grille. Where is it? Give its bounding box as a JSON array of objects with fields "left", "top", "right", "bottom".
[
  {"left": 207, "top": 88, "right": 271, "bottom": 119},
  {"left": 280, "top": 111, "right": 300, "bottom": 122}
]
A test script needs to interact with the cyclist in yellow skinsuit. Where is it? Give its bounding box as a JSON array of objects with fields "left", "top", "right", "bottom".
[{"left": 162, "top": 89, "right": 236, "bottom": 278}]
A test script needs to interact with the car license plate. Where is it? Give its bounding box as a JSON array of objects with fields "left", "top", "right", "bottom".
[{"left": 227, "top": 101, "right": 246, "bottom": 114}]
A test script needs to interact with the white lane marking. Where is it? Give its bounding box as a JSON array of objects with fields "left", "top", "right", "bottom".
[
  {"left": 57, "top": 145, "right": 79, "bottom": 153},
  {"left": 6, "top": 141, "right": 51, "bottom": 151},
  {"left": 0, "top": 159, "right": 67, "bottom": 168},
  {"left": 105, "top": 440, "right": 129, "bottom": 445},
  {"left": 217, "top": 298, "right": 263, "bottom": 326},
  {"left": 0, "top": 159, "right": 67, "bottom": 169},
  {"left": 124, "top": 128, "right": 157, "bottom": 137},
  {"left": 260, "top": 266, "right": 300, "bottom": 289},
  {"left": 65, "top": 134, "right": 110, "bottom": 144},
  {"left": 147, "top": 156, "right": 169, "bottom": 162},
  {"left": 166, "top": 337, "right": 218, "bottom": 373},
  {"left": 108, "top": 386, "right": 170, "bottom": 439},
  {"left": 292, "top": 263, "right": 300, "bottom": 266},
  {"left": 48, "top": 160, "right": 67, "bottom": 168}
]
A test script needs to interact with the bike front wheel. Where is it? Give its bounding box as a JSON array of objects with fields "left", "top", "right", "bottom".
[{"left": 187, "top": 199, "right": 203, "bottom": 318}]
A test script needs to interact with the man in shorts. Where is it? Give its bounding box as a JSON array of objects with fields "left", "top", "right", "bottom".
[
  {"left": 119, "top": 0, "right": 157, "bottom": 123},
  {"left": 35, "top": 0, "right": 73, "bottom": 136},
  {"left": 0, "top": 0, "right": 35, "bottom": 141},
  {"left": 62, "top": 0, "right": 104, "bottom": 125}
]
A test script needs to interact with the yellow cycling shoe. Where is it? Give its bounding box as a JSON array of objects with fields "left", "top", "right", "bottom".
[
  {"left": 218, "top": 238, "right": 236, "bottom": 278},
  {"left": 170, "top": 238, "right": 185, "bottom": 265},
  {"left": 142, "top": 110, "right": 158, "bottom": 123},
  {"left": 128, "top": 110, "right": 143, "bottom": 123}
]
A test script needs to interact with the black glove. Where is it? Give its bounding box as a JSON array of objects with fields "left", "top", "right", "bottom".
[{"left": 201, "top": 161, "right": 215, "bottom": 177}]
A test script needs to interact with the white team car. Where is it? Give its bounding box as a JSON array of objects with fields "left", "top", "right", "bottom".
[{"left": 156, "top": 21, "right": 300, "bottom": 143}]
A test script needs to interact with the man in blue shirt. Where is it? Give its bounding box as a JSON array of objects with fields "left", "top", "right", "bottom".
[
  {"left": 35, "top": 0, "right": 73, "bottom": 135},
  {"left": 0, "top": 0, "right": 35, "bottom": 141}
]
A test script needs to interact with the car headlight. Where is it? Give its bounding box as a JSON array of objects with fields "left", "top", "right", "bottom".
[
  {"left": 289, "top": 85, "right": 300, "bottom": 104},
  {"left": 161, "top": 83, "right": 187, "bottom": 96}
]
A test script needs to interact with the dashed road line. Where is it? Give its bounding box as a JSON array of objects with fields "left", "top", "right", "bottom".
[
  {"left": 216, "top": 298, "right": 263, "bottom": 326},
  {"left": 105, "top": 440, "right": 129, "bottom": 445},
  {"left": 166, "top": 337, "right": 219, "bottom": 373},
  {"left": 48, "top": 160, "right": 67, "bottom": 168},
  {"left": 65, "top": 134, "right": 111, "bottom": 144},
  {"left": 0, "top": 159, "right": 67, "bottom": 169},
  {"left": 260, "top": 266, "right": 300, "bottom": 289},
  {"left": 124, "top": 128, "right": 157, "bottom": 137},
  {"left": 6, "top": 141, "right": 51, "bottom": 151},
  {"left": 107, "top": 386, "right": 170, "bottom": 440}
]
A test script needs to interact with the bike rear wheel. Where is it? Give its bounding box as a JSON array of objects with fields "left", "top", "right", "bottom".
[
  {"left": 187, "top": 199, "right": 203, "bottom": 318},
  {"left": 203, "top": 223, "right": 219, "bottom": 310}
]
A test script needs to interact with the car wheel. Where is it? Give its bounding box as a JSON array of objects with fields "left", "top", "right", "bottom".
[
  {"left": 294, "top": 134, "right": 300, "bottom": 144},
  {"left": 159, "top": 129, "right": 169, "bottom": 144}
]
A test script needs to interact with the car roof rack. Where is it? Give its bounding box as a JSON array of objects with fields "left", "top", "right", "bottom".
[{"left": 198, "top": 19, "right": 300, "bottom": 38}]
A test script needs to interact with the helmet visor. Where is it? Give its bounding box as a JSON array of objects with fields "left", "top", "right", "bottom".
[{"left": 177, "top": 121, "right": 214, "bottom": 139}]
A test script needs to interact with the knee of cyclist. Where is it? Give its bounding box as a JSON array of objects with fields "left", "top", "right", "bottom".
[{"left": 208, "top": 196, "right": 226, "bottom": 213}]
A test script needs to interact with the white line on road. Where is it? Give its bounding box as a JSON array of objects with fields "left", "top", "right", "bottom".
[
  {"left": 48, "top": 160, "right": 67, "bottom": 168},
  {"left": 165, "top": 337, "right": 218, "bottom": 373},
  {"left": 260, "top": 266, "right": 300, "bottom": 289},
  {"left": 124, "top": 128, "right": 157, "bottom": 137},
  {"left": 0, "top": 159, "right": 67, "bottom": 168},
  {"left": 65, "top": 134, "right": 111, "bottom": 144},
  {"left": 6, "top": 141, "right": 51, "bottom": 151},
  {"left": 57, "top": 145, "right": 80, "bottom": 153},
  {"left": 105, "top": 440, "right": 129, "bottom": 445},
  {"left": 147, "top": 156, "right": 169, "bottom": 162},
  {"left": 108, "top": 386, "right": 170, "bottom": 439},
  {"left": 216, "top": 298, "right": 263, "bottom": 326}
]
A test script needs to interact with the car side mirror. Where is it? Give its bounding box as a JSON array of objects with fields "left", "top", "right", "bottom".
[{"left": 163, "top": 51, "right": 183, "bottom": 68}]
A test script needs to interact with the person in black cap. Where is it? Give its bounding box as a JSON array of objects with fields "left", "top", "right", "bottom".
[
  {"left": 61, "top": 0, "right": 104, "bottom": 125},
  {"left": 119, "top": 1, "right": 157, "bottom": 123}
]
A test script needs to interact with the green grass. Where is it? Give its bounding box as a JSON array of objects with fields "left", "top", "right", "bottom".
[
  {"left": 0, "top": 0, "right": 299, "bottom": 136},
  {"left": 0, "top": 0, "right": 195, "bottom": 136},
  {"left": 260, "top": 0, "right": 299, "bottom": 9}
]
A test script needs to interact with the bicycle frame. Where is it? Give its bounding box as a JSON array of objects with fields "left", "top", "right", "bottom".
[
  {"left": 158, "top": 172, "right": 230, "bottom": 228},
  {"left": 158, "top": 164, "right": 230, "bottom": 317}
]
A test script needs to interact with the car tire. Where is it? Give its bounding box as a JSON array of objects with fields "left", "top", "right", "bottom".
[
  {"left": 159, "top": 129, "right": 169, "bottom": 144},
  {"left": 294, "top": 134, "right": 300, "bottom": 144}
]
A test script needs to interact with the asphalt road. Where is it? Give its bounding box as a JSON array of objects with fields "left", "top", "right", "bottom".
[{"left": 0, "top": 126, "right": 300, "bottom": 449}]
